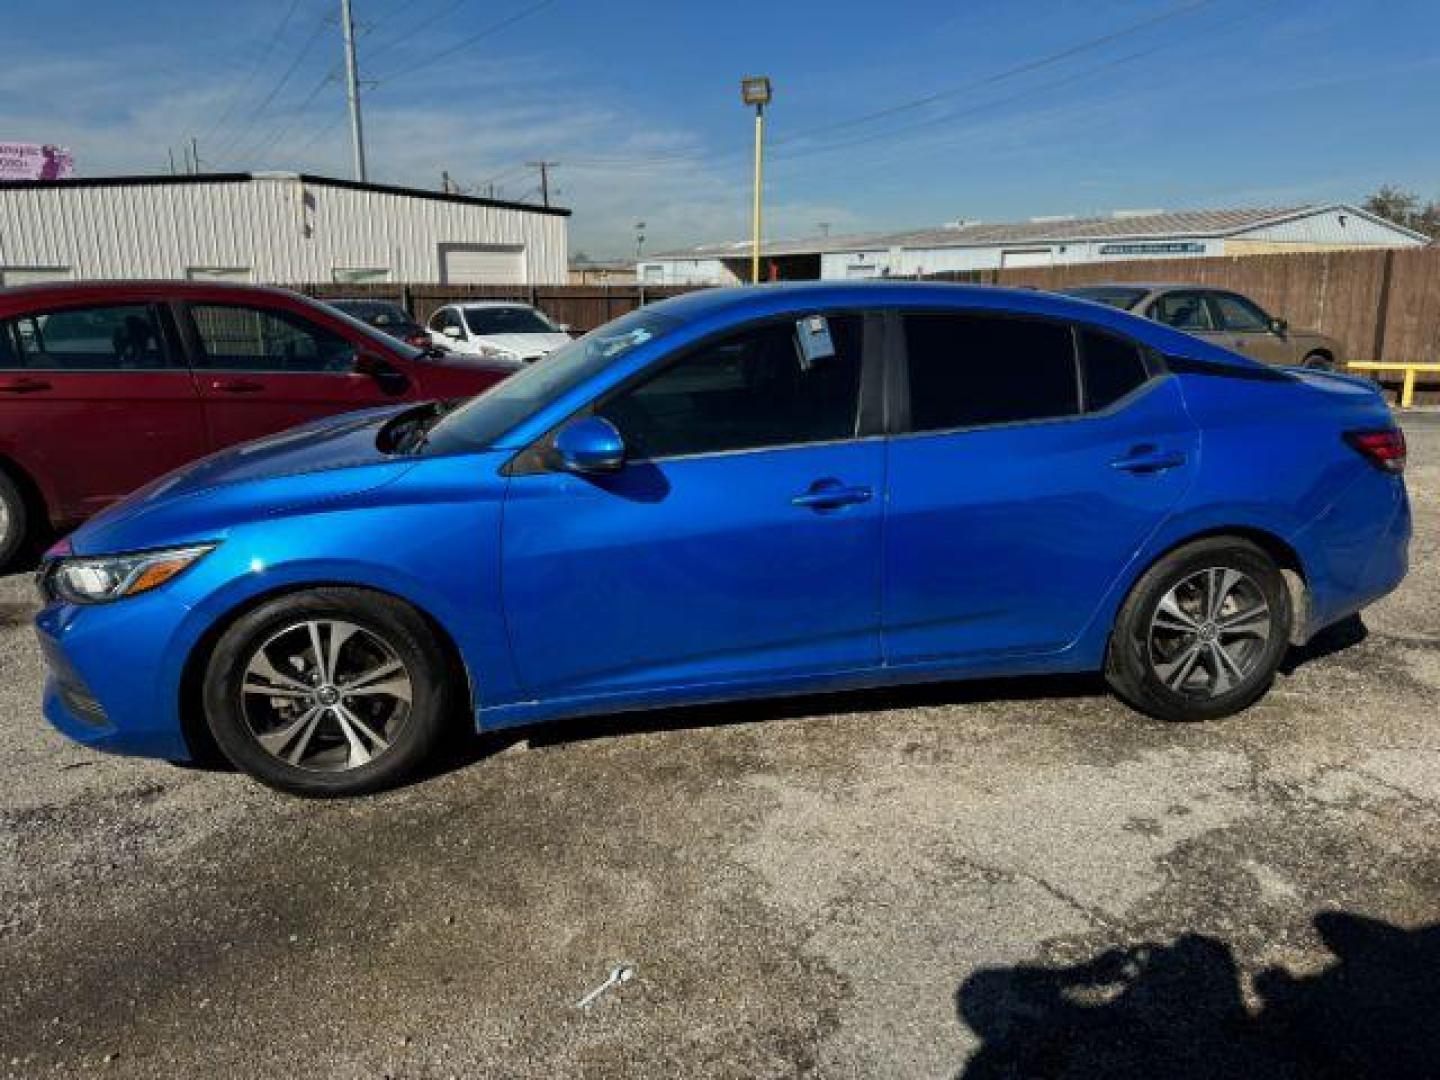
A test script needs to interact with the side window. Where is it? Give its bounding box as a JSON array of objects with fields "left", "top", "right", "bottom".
[
  {"left": 189, "top": 304, "right": 354, "bottom": 373},
  {"left": 1080, "top": 330, "right": 1150, "bottom": 412},
  {"left": 902, "top": 313, "right": 1078, "bottom": 432},
  {"left": 1149, "top": 292, "right": 1214, "bottom": 331},
  {"left": 0, "top": 323, "right": 20, "bottom": 369},
  {"left": 1211, "top": 293, "right": 1270, "bottom": 332},
  {"left": 5, "top": 304, "right": 169, "bottom": 371},
  {"left": 598, "top": 315, "right": 863, "bottom": 459}
]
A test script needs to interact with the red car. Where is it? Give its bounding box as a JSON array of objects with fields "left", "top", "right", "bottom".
[{"left": 0, "top": 281, "right": 516, "bottom": 567}]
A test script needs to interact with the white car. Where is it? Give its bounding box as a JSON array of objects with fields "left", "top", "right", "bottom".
[{"left": 426, "top": 302, "right": 572, "bottom": 363}]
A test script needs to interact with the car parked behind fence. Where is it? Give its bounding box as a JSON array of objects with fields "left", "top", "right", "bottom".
[
  {"left": 1059, "top": 284, "right": 1344, "bottom": 369},
  {"left": 325, "top": 298, "right": 434, "bottom": 351}
]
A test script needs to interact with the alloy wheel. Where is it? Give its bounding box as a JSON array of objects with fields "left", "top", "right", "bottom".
[
  {"left": 1147, "top": 567, "right": 1272, "bottom": 698},
  {"left": 239, "top": 619, "right": 414, "bottom": 772}
]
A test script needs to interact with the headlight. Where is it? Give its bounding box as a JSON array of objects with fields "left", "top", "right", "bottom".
[
  {"left": 476, "top": 343, "right": 519, "bottom": 361},
  {"left": 48, "top": 544, "right": 215, "bottom": 605}
]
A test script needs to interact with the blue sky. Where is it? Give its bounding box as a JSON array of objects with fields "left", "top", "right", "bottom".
[{"left": 4, "top": 0, "right": 1440, "bottom": 256}]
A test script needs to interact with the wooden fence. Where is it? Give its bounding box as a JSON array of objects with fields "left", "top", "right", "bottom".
[
  {"left": 292, "top": 245, "right": 1440, "bottom": 370},
  {"left": 932, "top": 246, "right": 1440, "bottom": 368},
  {"left": 293, "top": 282, "right": 702, "bottom": 336}
]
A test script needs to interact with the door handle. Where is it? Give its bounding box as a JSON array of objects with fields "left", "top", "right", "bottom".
[
  {"left": 791, "top": 481, "right": 873, "bottom": 510},
  {"left": 0, "top": 377, "right": 52, "bottom": 394},
  {"left": 1111, "top": 446, "right": 1186, "bottom": 474},
  {"left": 210, "top": 378, "right": 265, "bottom": 393}
]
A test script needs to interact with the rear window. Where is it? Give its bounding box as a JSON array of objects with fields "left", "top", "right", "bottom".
[
  {"left": 903, "top": 313, "right": 1079, "bottom": 432},
  {"left": 2, "top": 304, "right": 169, "bottom": 370},
  {"left": 1080, "top": 330, "right": 1150, "bottom": 411},
  {"left": 1059, "top": 286, "right": 1147, "bottom": 311}
]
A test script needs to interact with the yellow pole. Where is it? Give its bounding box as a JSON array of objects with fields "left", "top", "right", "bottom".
[{"left": 751, "top": 103, "right": 765, "bottom": 284}]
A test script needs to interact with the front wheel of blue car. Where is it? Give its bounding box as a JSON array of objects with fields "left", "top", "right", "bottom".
[
  {"left": 203, "top": 588, "right": 454, "bottom": 796},
  {"left": 1106, "top": 537, "right": 1293, "bottom": 723}
]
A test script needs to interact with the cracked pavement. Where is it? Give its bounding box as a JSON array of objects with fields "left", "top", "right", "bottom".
[{"left": 0, "top": 416, "right": 1436, "bottom": 1078}]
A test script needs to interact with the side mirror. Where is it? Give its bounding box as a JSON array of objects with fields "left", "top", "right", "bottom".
[
  {"left": 442, "top": 325, "right": 463, "bottom": 340},
  {"left": 553, "top": 416, "right": 625, "bottom": 474},
  {"left": 558, "top": 323, "right": 573, "bottom": 334},
  {"left": 354, "top": 351, "right": 409, "bottom": 395},
  {"left": 1269, "top": 317, "right": 1288, "bottom": 335}
]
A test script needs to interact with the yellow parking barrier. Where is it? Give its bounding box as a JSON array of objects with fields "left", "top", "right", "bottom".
[{"left": 1346, "top": 361, "right": 1440, "bottom": 409}]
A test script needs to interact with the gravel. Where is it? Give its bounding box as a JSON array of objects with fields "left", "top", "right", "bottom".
[{"left": 0, "top": 416, "right": 1436, "bottom": 1078}]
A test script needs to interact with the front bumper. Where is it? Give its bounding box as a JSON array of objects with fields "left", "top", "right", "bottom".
[{"left": 35, "top": 587, "right": 196, "bottom": 761}]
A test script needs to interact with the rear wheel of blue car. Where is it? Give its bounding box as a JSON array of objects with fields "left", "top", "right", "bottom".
[
  {"left": 1106, "top": 537, "right": 1292, "bottom": 723},
  {"left": 203, "top": 587, "right": 454, "bottom": 796}
]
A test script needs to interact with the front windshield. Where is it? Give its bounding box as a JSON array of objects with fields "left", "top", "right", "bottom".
[
  {"left": 464, "top": 306, "right": 559, "bottom": 336},
  {"left": 423, "top": 306, "right": 676, "bottom": 453}
]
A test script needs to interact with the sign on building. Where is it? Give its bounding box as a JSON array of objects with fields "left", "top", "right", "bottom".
[{"left": 0, "top": 143, "right": 74, "bottom": 181}]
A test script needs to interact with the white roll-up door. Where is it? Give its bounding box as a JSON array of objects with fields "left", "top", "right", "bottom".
[
  {"left": 999, "top": 248, "right": 1052, "bottom": 269},
  {"left": 440, "top": 244, "right": 526, "bottom": 284}
]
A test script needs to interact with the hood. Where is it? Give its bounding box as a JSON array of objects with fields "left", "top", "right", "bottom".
[
  {"left": 475, "top": 332, "right": 571, "bottom": 358},
  {"left": 70, "top": 404, "right": 421, "bottom": 556}
]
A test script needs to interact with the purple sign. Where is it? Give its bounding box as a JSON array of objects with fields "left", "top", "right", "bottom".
[{"left": 0, "top": 143, "right": 74, "bottom": 181}]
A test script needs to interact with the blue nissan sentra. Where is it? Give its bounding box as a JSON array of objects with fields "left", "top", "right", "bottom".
[{"left": 35, "top": 284, "right": 1410, "bottom": 795}]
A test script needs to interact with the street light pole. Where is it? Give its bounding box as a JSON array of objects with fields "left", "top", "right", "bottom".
[
  {"left": 741, "top": 77, "right": 772, "bottom": 285},
  {"left": 340, "top": 0, "right": 368, "bottom": 182}
]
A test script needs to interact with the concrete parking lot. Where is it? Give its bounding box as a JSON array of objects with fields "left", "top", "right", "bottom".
[{"left": 0, "top": 417, "right": 1436, "bottom": 1079}]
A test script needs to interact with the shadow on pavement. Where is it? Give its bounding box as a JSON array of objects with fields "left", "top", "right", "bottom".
[
  {"left": 1280, "top": 613, "right": 1369, "bottom": 676},
  {"left": 956, "top": 912, "right": 1440, "bottom": 1080}
]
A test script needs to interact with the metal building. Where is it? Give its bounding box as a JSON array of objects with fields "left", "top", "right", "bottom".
[
  {"left": 638, "top": 204, "right": 1429, "bottom": 285},
  {"left": 0, "top": 172, "right": 570, "bottom": 287}
]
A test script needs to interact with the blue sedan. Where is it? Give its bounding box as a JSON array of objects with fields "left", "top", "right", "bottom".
[{"left": 35, "top": 283, "right": 1410, "bottom": 795}]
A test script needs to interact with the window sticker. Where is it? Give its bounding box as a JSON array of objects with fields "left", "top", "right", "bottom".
[{"left": 795, "top": 315, "right": 836, "bottom": 369}]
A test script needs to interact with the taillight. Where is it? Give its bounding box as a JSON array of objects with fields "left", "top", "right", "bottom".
[{"left": 1344, "top": 428, "right": 1406, "bottom": 474}]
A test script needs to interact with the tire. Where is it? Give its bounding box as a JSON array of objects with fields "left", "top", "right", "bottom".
[
  {"left": 203, "top": 587, "right": 454, "bottom": 796},
  {"left": 0, "top": 471, "right": 28, "bottom": 572},
  {"left": 1302, "top": 351, "right": 1334, "bottom": 371},
  {"left": 1105, "top": 537, "right": 1291, "bottom": 723}
]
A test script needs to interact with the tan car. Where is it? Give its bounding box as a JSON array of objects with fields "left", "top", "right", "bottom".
[{"left": 1059, "top": 284, "right": 1344, "bottom": 370}]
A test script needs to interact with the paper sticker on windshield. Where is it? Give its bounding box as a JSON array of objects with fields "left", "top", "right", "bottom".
[{"left": 795, "top": 315, "right": 836, "bottom": 369}]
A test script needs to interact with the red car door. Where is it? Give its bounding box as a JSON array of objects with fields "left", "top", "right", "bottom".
[
  {"left": 178, "top": 299, "right": 414, "bottom": 448},
  {"left": 0, "top": 301, "right": 207, "bottom": 524}
]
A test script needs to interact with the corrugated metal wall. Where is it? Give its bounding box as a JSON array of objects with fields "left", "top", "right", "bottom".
[{"left": 0, "top": 175, "right": 568, "bottom": 284}]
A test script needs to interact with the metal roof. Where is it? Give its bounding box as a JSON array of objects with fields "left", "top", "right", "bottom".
[
  {"left": 0, "top": 171, "right": 571, "bottom": 217},
  {"left": 648, "top": 203, "right": 1423, "bottom": 258}
]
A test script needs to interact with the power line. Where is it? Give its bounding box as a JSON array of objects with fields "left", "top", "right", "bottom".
[
  {"left": 364, "top": 0, "right": 472, "bottom": 65},
  {"left": 370, "top": 0, "right": 558, "bottom": 80},
  {"left": 544, "top": 0, "right": 1224, "bottom": 173},
  {"left": 772, "top": 0, "right": 1218, "bottom": 148},
  {"left": 199, "top": 0, "right": 309, "bottom": 150},
  {"left": 211, "top": 14, "right": 333, "bottom": 163}
]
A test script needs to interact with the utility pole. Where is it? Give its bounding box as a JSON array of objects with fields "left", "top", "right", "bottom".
[
  {"left": 526, "top": 161, "right": 558, "bottom": 207},
  {"left": 191, "top": 136, "right": 202, "bottom": 174},
  {"left": 168, "top": 148, "right": 177, "bottom": 175},
  {"left": 340, "top": 0, "right": 368, "bottom": 181}
]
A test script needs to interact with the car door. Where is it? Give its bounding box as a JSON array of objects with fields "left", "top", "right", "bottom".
[
  {"left": 0, "top": 301, "right": 207, "bottom": 522},
  {"left": 500, "top": 311, "right": 885, "bottom": 699},
  {"left": 181, "top": 299, "right": 407, "bottom": 448},
  {"left": 1207, "top": 291, "right": 1293, "bottom": 365},
  {"left": 882, "top": 311, "right": 1200, "bottom": 664}
]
